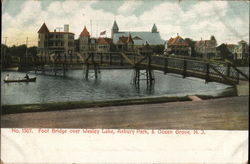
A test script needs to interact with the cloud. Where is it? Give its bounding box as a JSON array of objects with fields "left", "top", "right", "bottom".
[
  {"left": 2, "top": 0, "right": 249, "bottom": 46},
  {"left": 118, "top": 0, "right": 143, "bottom": 15}
]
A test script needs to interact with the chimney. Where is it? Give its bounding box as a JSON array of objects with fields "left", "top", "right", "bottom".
[
  {"left": 54, "top": 29, "right": 56, "bottom": 32},
  {"left": 64, "top": 24, "right": 69, "bottom": 32},
  {"left": 201, "top": 37, "right": 202, "bottom": 41}
]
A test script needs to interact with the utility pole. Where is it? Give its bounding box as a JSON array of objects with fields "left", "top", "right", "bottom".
[
  {"left": 90, "top": 19, "right": 92, "bottom": 37},
  {"left": 25, "top": 37, "right": 28, "bottom": 64},
  {"left": 56, "top": 27, "right": 63, "bottom": 32},
  {"left": 3, "top": 37, "right": 8, "bottom": 66}
]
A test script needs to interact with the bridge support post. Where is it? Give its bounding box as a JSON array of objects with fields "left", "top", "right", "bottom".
[
  {"left": 132, "top": 67, "right": 154, "bottom": 89},
  {"left": 100, "top": 53, "right": 103, "bottom": 64},
  {"left": 84, "top": 63, "right": 100, "bottom": 80},
  {"left": 205, "top": 63, "right": 210, "bottom": 83},
  {"left": 109, "top": 53, "right": 112, "bottom": 65},
  {"left": 164, "top": 58, "right": 168, "bottom": 74},
  {"left": 183, "top": 60, "right": 187, "bottom": 78},
  {"left": 227, "top": 64, "right": 231, "bottom": 77},
  {"left": 120, "top": 55, "right": 124, "bottom": 66},
  {"left": 62, "top": 64, "right": 67, "bottom": 76}
]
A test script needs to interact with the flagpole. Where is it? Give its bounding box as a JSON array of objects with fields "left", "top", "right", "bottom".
[{"left": 90, "top": 19, "right": 92, "bottom": 37}]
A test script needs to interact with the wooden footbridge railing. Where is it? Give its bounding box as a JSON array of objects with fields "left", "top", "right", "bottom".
[{"left": 27, "top": 51, "right": 249, "bottom": 85}]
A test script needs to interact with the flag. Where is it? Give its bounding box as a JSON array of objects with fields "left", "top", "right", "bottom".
[{"left": 100, "top": 31, "right": 106, "bottom": 35}]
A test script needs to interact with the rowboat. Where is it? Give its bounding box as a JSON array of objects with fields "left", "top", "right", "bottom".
[{"left": 4, "top": 77, "right": 37, "bottom": 83}]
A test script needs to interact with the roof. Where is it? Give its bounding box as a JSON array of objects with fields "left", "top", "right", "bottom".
[
  {"left": 38, "top": 23, "right": 49, "bottom": 33},
  {"left": 226, "top": 44, "right": 237, "bottom": 49},
  {"left": 117, "top": 36, "right": 128, "bottom": 44},
  {"left": 117, "top": 35, "right": 134, "bottom": 44},
  {"left": 133, "top": 36, "right": 142, "bottom": 40},
  {"left": 195, "top": 40, "right": 214, "bottom": 47},
  {"left": 113, "top": 31, "right": 164, "bottom": 45},
  {"left": 50, "top": 32, "right": 74, "bottom": 35},
  {"left": 168, "top": 36, "right": 188, "bottom": 46},
  {"left": 97, "top": 37, "right": 113, "bottom": 45},
  {"left": 80, "top": 26, "right": 90, "bottom": 37},
  {"left": 238, "top": 40, "right": 247, "bottom": 44},
  {"left": 112, "top": 21, "right": 119, "bottom": 30}
]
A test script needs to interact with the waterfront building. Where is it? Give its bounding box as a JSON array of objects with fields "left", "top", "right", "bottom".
[
  {"left": 216, "top": 43, "right": 233, "bottom": 60},
  {"left": 96, "top": 37, "right": 114, "bottom": 52},
  {"left": 165, "top": 35, "right": 191, "bottom": 56},
  {"left": 111, "top": 21, "right": 164, "bottom": 50},
  {"left": 116, "top": 34, "right": 134, "bottom": 51},
  {"left": 37, "top": 23, "right": 75, "bottom": 56},
  {"left": 234, "top": 40, "right": 249, "bottom": 62},
  {"left": 194, "top": 36, "right": 217, "bottom": 59},
  {"left": 79, "top": 26, "right": 91, "bottom": 52}
]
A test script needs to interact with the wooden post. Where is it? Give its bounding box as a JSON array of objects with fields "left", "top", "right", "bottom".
[
  {"left": 63, "top": 64, "right": 66, "bottom": 76},
  {"left": 85, "top": 64, "right": 89, "bottom": 80},
  {"left": 226, "top": 63, "right": 231, "bottom": 77},
  {"left": 120, "top": 55, "right": 124, "bottom": 66},
  {"left": 164, "top": 58, "right": 168, "bottom": 74},
  {"left": 148, "top": 68, "right": 152, "bottom": 86},
  {"left": 237, "top": 72, "right": 239, "bottom": 84},
  {"left": 205, "top": 63, "right": 210, "bottom": 83},
  {"left": 100, "top": 53, "right": 103, "bottom": 64},
  {"left": 109, "top": 53, "right": 112, "bottom": 65},
  {"left": 94, "top": 64, "right": 98, "bottom": 79},
  {"left": 183, "top": 60, "right": 187, "bottom": 78}
]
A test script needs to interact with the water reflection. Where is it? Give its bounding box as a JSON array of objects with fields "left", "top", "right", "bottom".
[{"left": 1, "top": 69, "right": 231, "bottom": 105}]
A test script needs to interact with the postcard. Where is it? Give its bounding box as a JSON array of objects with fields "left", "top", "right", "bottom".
[{"left": 1, "top": 0, "right": 249, "bottom": 163}]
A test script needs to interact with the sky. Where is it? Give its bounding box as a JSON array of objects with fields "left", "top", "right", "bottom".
[{"left": 2, "top": 0, "right": 249, "bottom": 47}]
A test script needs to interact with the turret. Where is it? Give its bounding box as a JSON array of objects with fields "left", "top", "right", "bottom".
[
  {"left": 37, "top": 23, "right": 49, "bottom": 50},
  {"left": 111, "top": 20, "right": 119, "bottom": 39},
  {"left": 151, "top": 24, "right": 158, "bottom": 33}
]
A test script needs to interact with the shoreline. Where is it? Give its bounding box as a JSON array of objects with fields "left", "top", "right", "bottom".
[
  {"left": 2, "top": 95, "right": 248, "bottom": 129},
  {"left": 2, "top": 86, "right": 237, "bottom": 115}
]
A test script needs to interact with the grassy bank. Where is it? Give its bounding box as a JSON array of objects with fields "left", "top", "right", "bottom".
[
  {"left": 2, "top": 96, "right": 190, "bottom": 115},
  {"left": 1, "top": 86, "right": 237, "bottom": 115}
]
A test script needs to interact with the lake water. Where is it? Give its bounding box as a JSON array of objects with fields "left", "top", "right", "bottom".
[{"left": 1, "top": 69, "right": 233, "bottom": 105}]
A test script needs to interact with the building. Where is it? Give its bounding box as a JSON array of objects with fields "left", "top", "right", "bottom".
[
  {"left": 111, "top": 21, "right": 164, "bottom": 50},
  {"left": 194, "top": 36, "right": 217, "bottom": 59},
  {"left": 234, "top": 40, "right": 249, "bottom": 61},
  {"left": 96, "top": 37, "right": 114, "bottom": 52},
  {"left": 79, "top": 26, "right": 91, "bottom": 52},
  {"left": 116, "top": 34, "right": 134, "bottom": 51},
  {"left": 37, "top": 23, "right": 75, "bottom": 56},
  {"left": 165, "top": 35, "right": 190, "bottom": 56}
]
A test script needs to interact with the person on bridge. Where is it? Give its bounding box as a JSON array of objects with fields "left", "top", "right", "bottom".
[{"left": 24, "top": 73, "right": 30, "bottom": 80}]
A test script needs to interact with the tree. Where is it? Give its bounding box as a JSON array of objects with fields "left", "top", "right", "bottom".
[
  {"left": 184, "top": 38, "right": 196, "bottom": 56},
  {"left": 152, "top": 45, "right": 165, "bottom": 55}
]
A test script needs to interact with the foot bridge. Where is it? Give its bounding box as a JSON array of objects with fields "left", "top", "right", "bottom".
[{"left": 28, "top": 51, "right": 249, "bottom": 87}]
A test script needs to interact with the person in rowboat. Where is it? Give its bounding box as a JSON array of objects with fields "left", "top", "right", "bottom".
[
  {"left": 24, "top": 73, "right": 30, "bottom": 80},
  {"left": 5, "top": 74, "right": 9, "bottom": 80}
]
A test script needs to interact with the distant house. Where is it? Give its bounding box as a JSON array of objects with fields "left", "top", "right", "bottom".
[
  {"left": 234, "top": 40, "right": 249, "bottom": 61},
  {"left": 216, "top": 43, "right": 234, "bottom": 60},
  {"left": 165, "top": 35, "right": 190, "bottom": 56},
  {"left": 138, "top": 42, "right": 153, "bottom": 56},
  {"left": 194, "top": 36, "right": 217, "bottom": 59},
  {"left": 116, "top": 34, "right": 134, "bottom": 51},
  {"left": 111, "top": 21, "right": 165, "bottom": 50},
  {"left": 96, "top": 37, "right": 114, "bottom": 52},
  {"left": 37, "top": 23, "right": 75, "bottom": 56}
]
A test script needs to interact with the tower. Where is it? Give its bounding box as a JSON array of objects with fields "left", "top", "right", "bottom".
[
  {"left": 151, "top": 24, "right": 158, "bottom": 33},
  {"left": 37, "top": 23, "right": 50, "bottom": 56},
  {"left": 111, "top": 20, "right": 119, "bottom": 39},
  {"left": 79, "top": 26, "right": 90, "bottom": 52}
]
